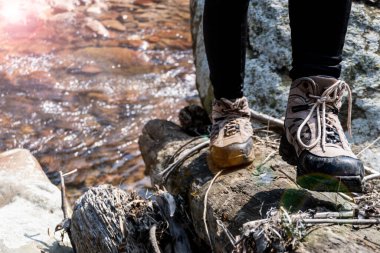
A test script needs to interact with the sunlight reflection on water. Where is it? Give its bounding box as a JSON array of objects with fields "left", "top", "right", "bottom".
[{"left": 0, "top": 0, "right": 197, "bottom": 203}]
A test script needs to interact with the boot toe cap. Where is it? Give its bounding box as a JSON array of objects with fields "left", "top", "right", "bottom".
[
  {"left": 299, "top": 150, "right": 364, "bottom": 178},
  {"left": 209, "top": 138, "right": 254, "bottom": 168}
]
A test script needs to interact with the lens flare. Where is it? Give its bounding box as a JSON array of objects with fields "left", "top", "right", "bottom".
[{"left": 0, "top": 1, "right": 26, "bottom": 24}]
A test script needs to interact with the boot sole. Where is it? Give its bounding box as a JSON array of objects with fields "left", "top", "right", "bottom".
[
  {"left": 279, "top": 135, "right": 298, "bottom": 166},
  {"left": 279, "top": 135, "right": 362, "bottom": 193},
  {"left": 207, "top": 147, "right": 255, "bottom": 174}
]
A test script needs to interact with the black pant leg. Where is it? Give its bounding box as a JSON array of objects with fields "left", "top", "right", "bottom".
[
  {"left": 289, "top": 0, "right": 352, "bottom": 80},
  {"left": 203, "top": 0, "right": 250, "bottom": 100}
]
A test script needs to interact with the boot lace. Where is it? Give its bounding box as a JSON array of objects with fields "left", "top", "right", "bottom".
[
  {"left": 224, "top": 119, "right": 240, "bottom": 137},
  {"left": 296, "top": 78, "right": 352, "bottom": 152},
  {"left": 217, "top": 98, "right": 249, "bottom": 137}
]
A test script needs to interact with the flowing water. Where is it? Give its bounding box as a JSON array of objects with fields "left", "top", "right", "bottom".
[{"left": 0, "top": 0, "right": 197, "bottom": 202}]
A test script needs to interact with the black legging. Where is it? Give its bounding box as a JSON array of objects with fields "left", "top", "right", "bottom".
[{"left": 203, "top": 0, "right": 352, "bottom": 100}]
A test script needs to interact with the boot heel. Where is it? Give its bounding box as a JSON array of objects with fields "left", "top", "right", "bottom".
[{"left": 279, "top": 135, "right": 298, "bottom": 166}]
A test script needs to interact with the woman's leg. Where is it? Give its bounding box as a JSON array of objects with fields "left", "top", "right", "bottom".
[
  {"left": 289, "top": 0, "right": 352, "bottom": 79},
  {"left": 284, "top": 0, "right": 364, "bottom": 192},
  {"left": 203, "top": 0, "right": 250, "bottom": 100},
  {"left": 203, "top": 0, "right": 254, "bottom": 171}
]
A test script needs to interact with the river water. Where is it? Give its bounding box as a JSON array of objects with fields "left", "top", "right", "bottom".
[{"left": 0, "top": 0, "right": 197, "bottom": 202}]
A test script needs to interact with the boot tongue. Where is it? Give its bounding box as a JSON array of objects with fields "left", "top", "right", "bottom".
[
  {"left": 309, "top": 76, "right": 343, "bottom": 111},
  {"left": 220, "top": 98, "right": 237, "bottom": 107},
  {"left": 212, "top": 97, "right": 250, "bottom": 122},
  {"left": 309, "top": 76, "right": 338, "bottom": 95}
]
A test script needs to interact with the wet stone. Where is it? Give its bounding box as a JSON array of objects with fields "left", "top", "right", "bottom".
[
  {"left": 72, "top": 47, "right": 152, "bottom": 72},
  {"left": 67, "top": 64, "right": 103, "bottom": 75},
  {"left": 101, "top": 19, "right": 126, "bottom": 32},
  {"left": 84, "top": 17, "right": 110, "bottom": 37}
]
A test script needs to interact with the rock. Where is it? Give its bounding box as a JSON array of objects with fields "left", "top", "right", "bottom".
[
  {"left": 298, "top": 225, "right": 380, "bottom": 253},
  {"left": 16, "top": 71, "right": 57, "bottom": 87},
  {"left": 0, "top": 149, "right": 72, "bottom": 253},
  {"left": 191, "top": 0, "right": 380, "bottom": 145},
  {"left": 86, "top": 5, "right": 103, "bottom": 15},
  {"left": 84, "top": 17, "right": 110, "bottom": 38},
  {"left": 102, "top": 19, "right": 126, "bottom": 32},
  {"left": 80, "top": 0, "right": 93, "bottom": 6},
  {"left": 66, "top": 64, "right": 103, "bottom": 76},
  {"left": 72, "top": 47, "right": 152, "bottom": 73},
  {"left": 190, "top": 0, "right": 216, "bottom": 116},
  {"left": 0, "top": 72, "right": 13, "bottom": 86},
  {"left": 48, "top": 12, "right": 77, "bottom": 24},
  {"left": 86, "top": 2, "right": 109, "bottom": 15},
  {"left": 133, "top": 0, "right": 157, "bottom": 8},
  {"left": 119, "top": 39, "right": 149, "bottom": 50},
  {"left": 48, "top": 0, "right": 78, "bottom": 13},
  {"left": 359, "top": 145, "right": 380, "bottom": 172},
  {"left": 179, "top": 104, "right": 211, "bottom": 136},
  {"left": 117, "top": 14, "right": 129, "bottom": 23}
]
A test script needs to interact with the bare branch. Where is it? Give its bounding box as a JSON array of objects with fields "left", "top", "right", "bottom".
[
  {"left": 243, "top": 210, "right": 356, "bottom": 230},
  {"left": 63, "top": 169, "right": 78, "bottom": 177},
  {"left": 256, "top": 151, "right": 277, "bottom": 169},
  {"left": 363, "top": 173, "right": 380, "bottom": 183},
  {"left": 203, "top": 170, "right": 224, "bottom": 251},
  {"left": 356, "top": 136, "right": 380, "bottom": 156},
  {"left": 159, "top": 139, "right": 209, "bottom": 182},
  {"left": 59, "top": 171, "right": 68, "bottom": 219},
  {"left": 364, "top": 166, "right": 379, "bottom": 175},
  {"left": 149, "top": 225, "right": 161, "bottom": 253},
  {"left": 250, "top": 109, "right": 284, "bottom": 131},
  {"left": 302, "top": 218, "right": 380, "bottom": 225}
]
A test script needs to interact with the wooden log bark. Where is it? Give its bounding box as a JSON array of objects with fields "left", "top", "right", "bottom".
[
  {"left": 70, "top": 185, "right": 164, "bottom": 253},
  {"left": 69, "top": 184, "right": 194, "bottom": 253},
  {"left": 139, "top": 119, "right": 380, "bottom": 253}
]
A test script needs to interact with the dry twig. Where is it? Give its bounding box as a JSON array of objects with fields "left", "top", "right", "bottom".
[
  {"left": 159, "top": 138, "right": 209, "bottom": 182},
  {"left": 365, "top": 166, "right": 379, "bottom": 175},
  {"left": 149, "top": 225, "right": 161, "bottom": 253},
  {"left": 356, "top": 136, "right": 380, "bottom": 156},
  {"left": 250, "top": 109, "right": 284, "bottom": 131},
  {"left": 278, "top": 169, "right": 300, "bottom": 188},
  {"left": 363, "top": 173, "right": 380, "bottom": 183},
  {"left": 302, "top": 218, "right": 380, "bottom": 225},
  {"left": 243, "top": 210, "right": 356, "bottom": 230},
  {"left": 256, "top": 151, "right": 277, "bottom": 169},
  {"left": 203, "top": 170, "right": 224, "bottom": 251},
  {"left": 56, "top": 169, "right": 78, "bottom": 253},
  {"left": 59, "top": 171, "right": 68, "bottom": 219}
]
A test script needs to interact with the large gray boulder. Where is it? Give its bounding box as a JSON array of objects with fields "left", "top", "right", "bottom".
[
  {"left": 191, "top": 0, "right": 380, "bottom": 163},
  {"left": 0, "top": 149, "right": 72, "bottom": 253}
]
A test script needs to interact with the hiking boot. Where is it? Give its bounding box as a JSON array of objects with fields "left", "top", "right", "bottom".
[
  {"left": 208, "top": 97, "right": 254, "bottom": 172},
  {"left": 280, "top": 76, "right": 364, "bottom": 192}
]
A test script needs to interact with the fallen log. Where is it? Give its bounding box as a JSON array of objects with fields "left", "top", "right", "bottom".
[
  {"left": 138, "top": 118, "right": 380, "bottom": 253},
  {"left": 70, "top": 185, "right": 159, "bottom": 253},
  {"left": 69, "top": 184, "right": 196, "bottom": 253},
  {"left": 67, "top": 108, "right": 380, "bottom": 253}
]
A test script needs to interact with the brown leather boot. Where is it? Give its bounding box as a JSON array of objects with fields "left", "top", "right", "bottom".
[
  {"left": 280, "top": 76, "right": 364, "bottom": 192},
  {"left": 208, "top": 97, "right": 254, "bottom": 173}
]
